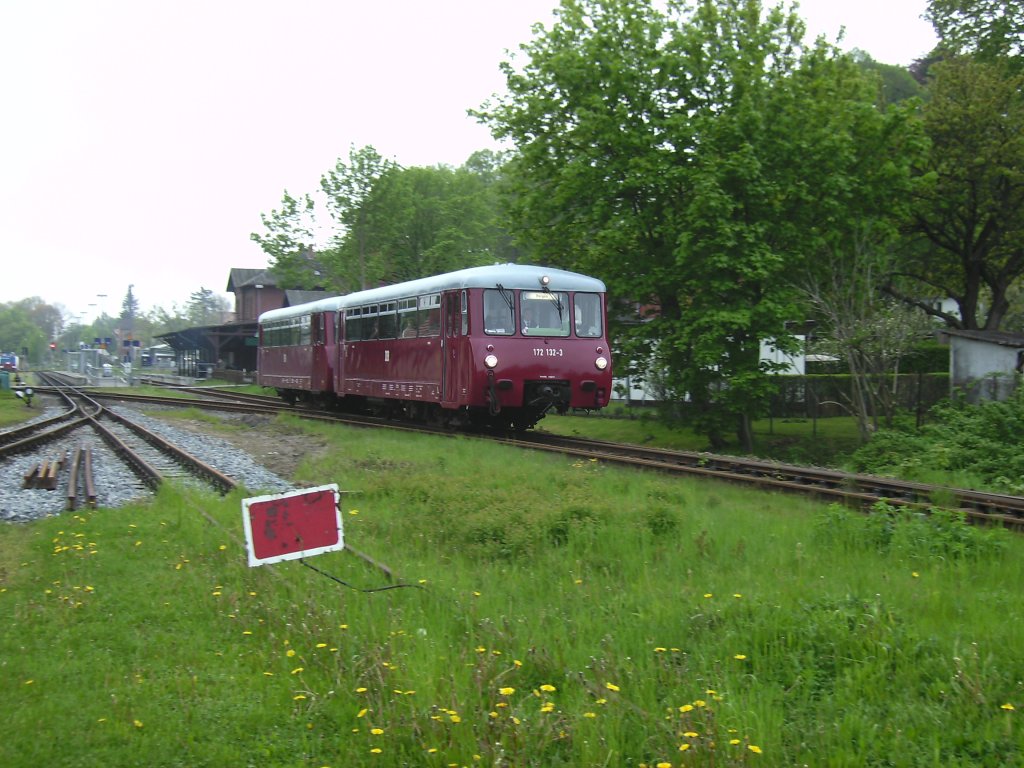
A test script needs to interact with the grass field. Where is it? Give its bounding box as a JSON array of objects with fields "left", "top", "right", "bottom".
[{"left": 2, "top": 412, "right": 1023, "bottom": 767}]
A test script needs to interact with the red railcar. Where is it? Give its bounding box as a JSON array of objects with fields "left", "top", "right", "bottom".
[{"left": 257, "top": 264, "right": 612, "bottom": 429}]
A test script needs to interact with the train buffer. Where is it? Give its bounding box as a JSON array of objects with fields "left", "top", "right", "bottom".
[{"left": 23, "top": 452, "right": 67, "bottom": 490}]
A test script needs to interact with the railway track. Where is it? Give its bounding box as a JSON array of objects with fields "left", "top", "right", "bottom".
[
  {"left": 1, "top": 377, "right": 242, "bottom": 513},
  {"left": 16, "top": 375, "right": 1024, "bottom": 529}
]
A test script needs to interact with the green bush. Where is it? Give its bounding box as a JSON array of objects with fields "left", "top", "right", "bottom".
[{"left": 851, "top": 387, "right": 1024, "bottom": 493}]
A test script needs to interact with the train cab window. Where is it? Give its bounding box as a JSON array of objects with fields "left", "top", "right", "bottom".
[
  {"left": 521, "top": 291, "right": 570, "bottom": 337},
  {"left": 483, "top": 289, "right": 515, "bottom": 335},
  {"left": 574, "top": 293, "right": 603, "bottom": 338}
]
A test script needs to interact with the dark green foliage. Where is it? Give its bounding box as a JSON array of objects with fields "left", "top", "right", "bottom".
[
  {"left": 902, "top": 341, "right": 952, "bottom": 373},
  {"left": 850, "top": 388, "right": 1024, "bottom": 492}
]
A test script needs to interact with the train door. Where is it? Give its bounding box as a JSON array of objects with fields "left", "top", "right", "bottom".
[{"left": 441, "top": 290, "right": 463, "bottom": 406}]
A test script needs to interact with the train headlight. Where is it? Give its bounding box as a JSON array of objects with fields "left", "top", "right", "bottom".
[
  {"left": 595, "top": 356, "right": 608, "bottom": 371},
  {"left": 484, "top": 354, "right": 499, "bottom": 369}
]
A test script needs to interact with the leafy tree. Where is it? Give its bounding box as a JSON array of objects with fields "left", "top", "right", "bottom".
[
  {"left": 803, "top": 227, "right": 934, "bottom": 442},
  {"left": 477, "top": 0, "right": 917, "bottom": 449},
  {"left": 185, "top": 288, "right": 230, "bottom": 327},
  {"left": 851, "top": 50, "right": 923, "bottom": 105},
  {"left": 888, "top": 56, "right": 1024, "bottom": 329},
  {"left": 0, "top": 301, "right": 47, "bottom": 364},
  {"left": 926, "top": 0, "right": 1024, "bottom": 64},
  {"left": 250, "top": 191, "right": 323, "bottom": 289},
  {"left": 320, "top": 145, "right": 396, "bottom": 291},
  {"left": 354, "top": 163, "right": 507, "bottom": 284}
]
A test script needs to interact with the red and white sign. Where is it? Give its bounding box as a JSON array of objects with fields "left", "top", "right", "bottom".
[{"left": 242, "top": 484, "right": 343, "bottom": 567}]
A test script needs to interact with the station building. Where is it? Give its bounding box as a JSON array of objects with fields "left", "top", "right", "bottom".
[{"left": 155, "top": 268, "right": 335, "bottom": 382}]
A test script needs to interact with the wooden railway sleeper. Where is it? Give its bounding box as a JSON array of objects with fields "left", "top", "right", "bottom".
[{"left": 23, "top": 452, "right": 67, "bottom": 490}]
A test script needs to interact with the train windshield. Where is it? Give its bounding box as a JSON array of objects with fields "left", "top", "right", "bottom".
[
  {"left": 521, "top": 291, "right": 570, "bottom": 337},
  {"left": 573, "top": 293, "right": 603, "bottom": 338},
  {"left": 483, "top": 289, "right": 515, "bottom": 335}
]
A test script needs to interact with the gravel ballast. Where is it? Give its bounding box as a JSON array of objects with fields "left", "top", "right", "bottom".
[{"left": 0, "top": 399, "right": 293, "bottom": 523}]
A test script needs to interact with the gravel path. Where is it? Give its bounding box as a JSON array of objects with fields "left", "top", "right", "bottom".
[{"left": 0, "top": 398, "right": 293, "bottom": 523}]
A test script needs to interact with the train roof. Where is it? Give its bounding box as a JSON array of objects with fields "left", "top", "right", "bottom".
[{"left": 258, "top": 264, "right": 606, "bottom": 323}]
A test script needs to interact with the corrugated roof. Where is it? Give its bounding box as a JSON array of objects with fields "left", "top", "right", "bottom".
[{"left": 944, "top": 329, "right": 1024, "bottom": 348}]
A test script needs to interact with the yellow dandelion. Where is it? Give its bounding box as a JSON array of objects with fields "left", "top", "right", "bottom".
[
  {"left": 1002, "top": 703, "right": 1016, "bottom": 711},
  {"left": 684, "top": 731, "right": 699, "bottom": 738},
  {"left": 678, "top": 743, "right": 690, "bottom": 752},
  {"left": 23, "top": 680, "right": 34, "bottom": 686},
  {"left": 584, "top": 712, "right": 597, "bottom": 718},
  {"left": 294, "top": 695, "right": 307, "bottom": 701},
  {"left": 218, "top": 544, "right": 227, "bottom": 551},
  {"left": 348, "top": 509, "right": 359, "bottom": 515},
  {"left": 371, "top": 727, "right": 384, "bottom": 735},
  {"left": 734, "top": 654, "right": 747, "bottom": 660},
  {"left": 748, "top": 745, "right": 763, "bottom": 754},
  {"left": 286, "top": 649, "right": 296, "bottom": 657},
  {"left": 514, "top": 659, "right": 523, "bottom": 667},
  {"left": 427, "top": 748, "right": 438, "bottom": 753},
  {"left": 499, "top": 686, "right": 515, "bottom": 695},
  {"left": 703, "top": 593, "right": 712, "bottom": 598},
  {"left": 679, "top": 704, "right": 694, "bottom": 713},
  {"left": 654, "top": 647, "right": 667, "bottom": 652},
  {"left": 356, "top": 687, "right": 368, "bottom": 693},
  {"left": 316, "top": 643, "right": 327, "bottom": 648},
  {"left": 540, "top": 684, "right": 556, "bottom": 692},
  {"left": 657, "top": 762, "right": 672, "bottom": 768},
  {"left": 605, "top": 682, "right": 620, "bottom": 692},
  {"left": 133, "top": 719, "right": 144, "bottom": 728},
  {"left": 730, "top": 739, "right": 741, "bottom": 745},
  {"left": 475, "top": 646, "right": 487, "bottom": 653},
  {"left": 291, "top": 667, "right": 304, "bottom": 674},
  {"left": 450, "top": 714, "right": 462, "bottom": 723},
  {"left": 370, "top": 747, "right": 381, "bottom": 754},
  {"left": 733, "top": 593, "right": 742, "bottom": 598},
  {"left": 694, "top": 699, "right": 706, "bottom": 707},
  {"left": 596, "top": 697, "right": 607, "bottom": 705},
  {"left": 357, "top": 708, "right": 368, "bottom": 718}
]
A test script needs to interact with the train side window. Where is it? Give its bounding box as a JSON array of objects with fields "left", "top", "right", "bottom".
[
  {"left": 419, "top": 294, "right": 441, "bottom": 337},
  {"left": 483, "top": 289, "right": 515, "bottom": 335},
  {"left": 574, "top": 293, "right": 603, "bottom": 338},
  {"left": 379, "top": 302, "right": 397, "bottom": 339},
  {"left": 398, "top": 298, "right": 418, "bottom": 338},
  {"left": 345, "top": 308, "right": 362, "bottom": 341},
  {"left": 461, "top": 290, "right": 468, "bottom": 335},
  {"left": 300, "top": 315, "right": 312, "bottom": 345}
]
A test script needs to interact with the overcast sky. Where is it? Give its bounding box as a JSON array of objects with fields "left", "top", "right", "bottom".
[{"left": 0, "top": 0, "right": 937, "bottom": 323}]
